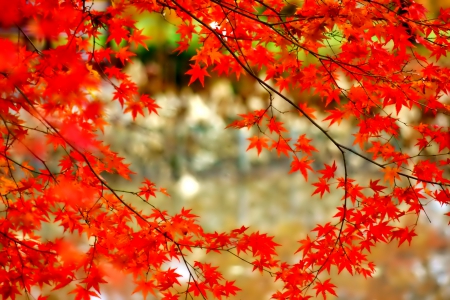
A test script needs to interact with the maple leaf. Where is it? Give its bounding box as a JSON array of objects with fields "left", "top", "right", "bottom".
[
  {"left": 267, "top": 118, "right": 287, "bottom": 134},
  {"left": 69, "top": 285, "right": 99, "bottom": 300},
  {"left": 230, "top": 60, "right": 245, "bottom": 80},
  {"left": 140, "top": 94, "right": 160, "bottom": 115},
  {"left": 313, "top": 279, "right": 337, "bottom": 299},
  {"left": 159, "top": 188, "right": 170, "bottom": 197},
  {"left": 104, "top": 66, "right": 123, "bottom": 79},
  {"left": 20, "top": 161, "right": 35, "bottom": 177},
  {"left": 369, "top": 179, "right": 386, "bottom": 193},
  {"left": 325, "top": 88, "right": 341, "bottom": 107},
  {"left": 226, "top": 110, "right": 268, "bottom": 129},
  {"left": 312, "top": 178, "right": 330, "bottom": 198},
  {"left": 275, "top": 76, "right": 291, "bottom": 92},
  {"left": 213, "top": 56, "right": 231, "bottom": 75},
  {"left": 190, "top": 48, "right": 209, "bottom": 65},
  {"left": 406, "top": 3, "right": 427, "bottom": 20},
  {"left": 323, "top": 109, "right": 348, "bottom": 126},
  {"left": 430, "top": 45, "right": 447, "bottom": 61},
  {"left": 271, "top": 138, "right": 291, "bottom": 157},
  {"left": 433, "top": 189, "right": 450, "bottom": 206},
  {"left": 188, "top": 281, "right": 208, "bottom": 298},
  {"left": 186, "top": 64, "right": 210, "bottom": 87},
  {"left": 124, "top": 101, "right": 144, "bottom": 120},
  {"left": 116, "top": 46, "right": 136, "bottom": 65},
  {"left": 318, "top": 161, "right": 337, "bottom": 180},
  {"left": 173, "top": 40, "right": 190, "bottom": 55},
  {"left": 161, "top": 292, "right": 179, "bottom": 300},
  {"left": 247, "top": 136, "right": 270, "bottom": 156},
  {"left": 294, "top": 134, "right": 318, "bottom": 156},
  {"left": 353, "top": 132, "right": 368, "bottom": 150},
  {"left": 47, "top": 133, "right": 67, "bottom": 150},
  {"left": 113, "top": 81, "right": 138, "bottom": 107},
  {"left": 207, "top": 48, "right": 222, "bottom": 65},
  {"left": 139, "top": 179, "right": 157, "bottom": 200},
  {"left": 221, "top": 281, "right": 241, "bottom": 297},
  {"left": 129, "top": 28, "right": 150, "bottom": 50},
  {"left": 176, "top": 22, "right": 197, "bottom": 39},
  {"left": 81, "top": 267, "right": 108, "bottom": 294},
  {"left": 393, "top": 227, "right": 418, "bottom": 246},
  {"left": 107, "top": 20, "right": 129, "bottom": 44},
  {"left": 289, "top": 156, "right": 314, "bottom": 181},
  {"left": 296, "top": 235, "right": 313, "bottom": 254},
  {"left": 298, "top": 102, "right": 317, "bottom": 120},
  {"left": 132, "top": 279, "right": 156, "bottom": 299},
  {"left": 337, "top": 258, "right": 354, "bottom": 275},
  {"left": 93, "top": 48, "right": 113, "bottom": 63},
  {"left": 382, "top": 166, "right": 401, "bottom": 185},
  {"left": 0, "top": 281, "right": 21, "bottom": 300}
]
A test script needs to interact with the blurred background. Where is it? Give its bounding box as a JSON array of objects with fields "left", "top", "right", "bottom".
[{"left": 14, "top": 0, "right": 450, "bottom": 299}]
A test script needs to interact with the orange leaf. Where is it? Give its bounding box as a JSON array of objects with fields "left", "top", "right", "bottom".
[
  {"left": 313, "top": 279, "right": 337, "bottom": 300},
  {"left": 128, "top": 29, "right": 150, "bottom": 50},
  {"left": 115, "top": 46, "right": 136, "bottom": 64},
  {"left": 382, "top": 166, "right": 401, "bottom": 185},
  {"left": 247, "top": 136, "right": 270, "bottom": 156},
  {"left": 289, "top": 156, "right": 314, "bottom": 181}
]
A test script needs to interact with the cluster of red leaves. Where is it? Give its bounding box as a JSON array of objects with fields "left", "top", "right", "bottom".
[{"left": 1, "top": 0, "right": 450, "bottom": 299}]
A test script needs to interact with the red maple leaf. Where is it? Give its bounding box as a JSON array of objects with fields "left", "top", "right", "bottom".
[
  {"left": 129, "top": 28, "right": 150, "bottom": 50},
  {"left": 318, "top": 161, "right": 337, "bottom": 180},
  {"left": 69, "top": 285, "right": 99, "bottom": 300},
  {"left": 382, "top": 166, "right": 401, "bottom": 185},
  {"left": 267, "top": 118, "right": 287, "bottom": 134},
  {"left": 289, "top": 156, "right": 314, "bottom": 181},
  {"left": 186, "top": 64, "right": 210, "bottom": 87},
  {"left": 116, "top": 46, "right": 136, "bottom": 64},
  {"left": 369, "top": 179, "right": 386, "bottom": 193},
  {"left": 124, "top": 101, "right": 144, "bottom": 120},
  {"left": 294, "top": 134, "right": 318, "bottom": 156},
  {"left": 247, "top": 136, "right": 270, "bottom": 156},
  {"left": 313, "top": 279, "right": 337, "bottom": 300},
  {"left": 312, "top": 178, "right": 331, "bottom": 198},
  {"left": 138, "top": 179, "right": 157, "bottom": 200},
  {"left": 393, "top": 227, "right": 418, "bottom": 246},
  {"left": 132, "top": 279, "right": 156, "bottom": 299},
  {"left": 271, "top": 138, "right": 291, "bottom": 157},
  {"left": 140, "top": 94, "right": 160, "bottom": 115}
]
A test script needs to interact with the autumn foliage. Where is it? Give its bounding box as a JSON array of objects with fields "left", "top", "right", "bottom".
[{"left": 1, "top": 0, "right": 450, "bottom": 299}]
